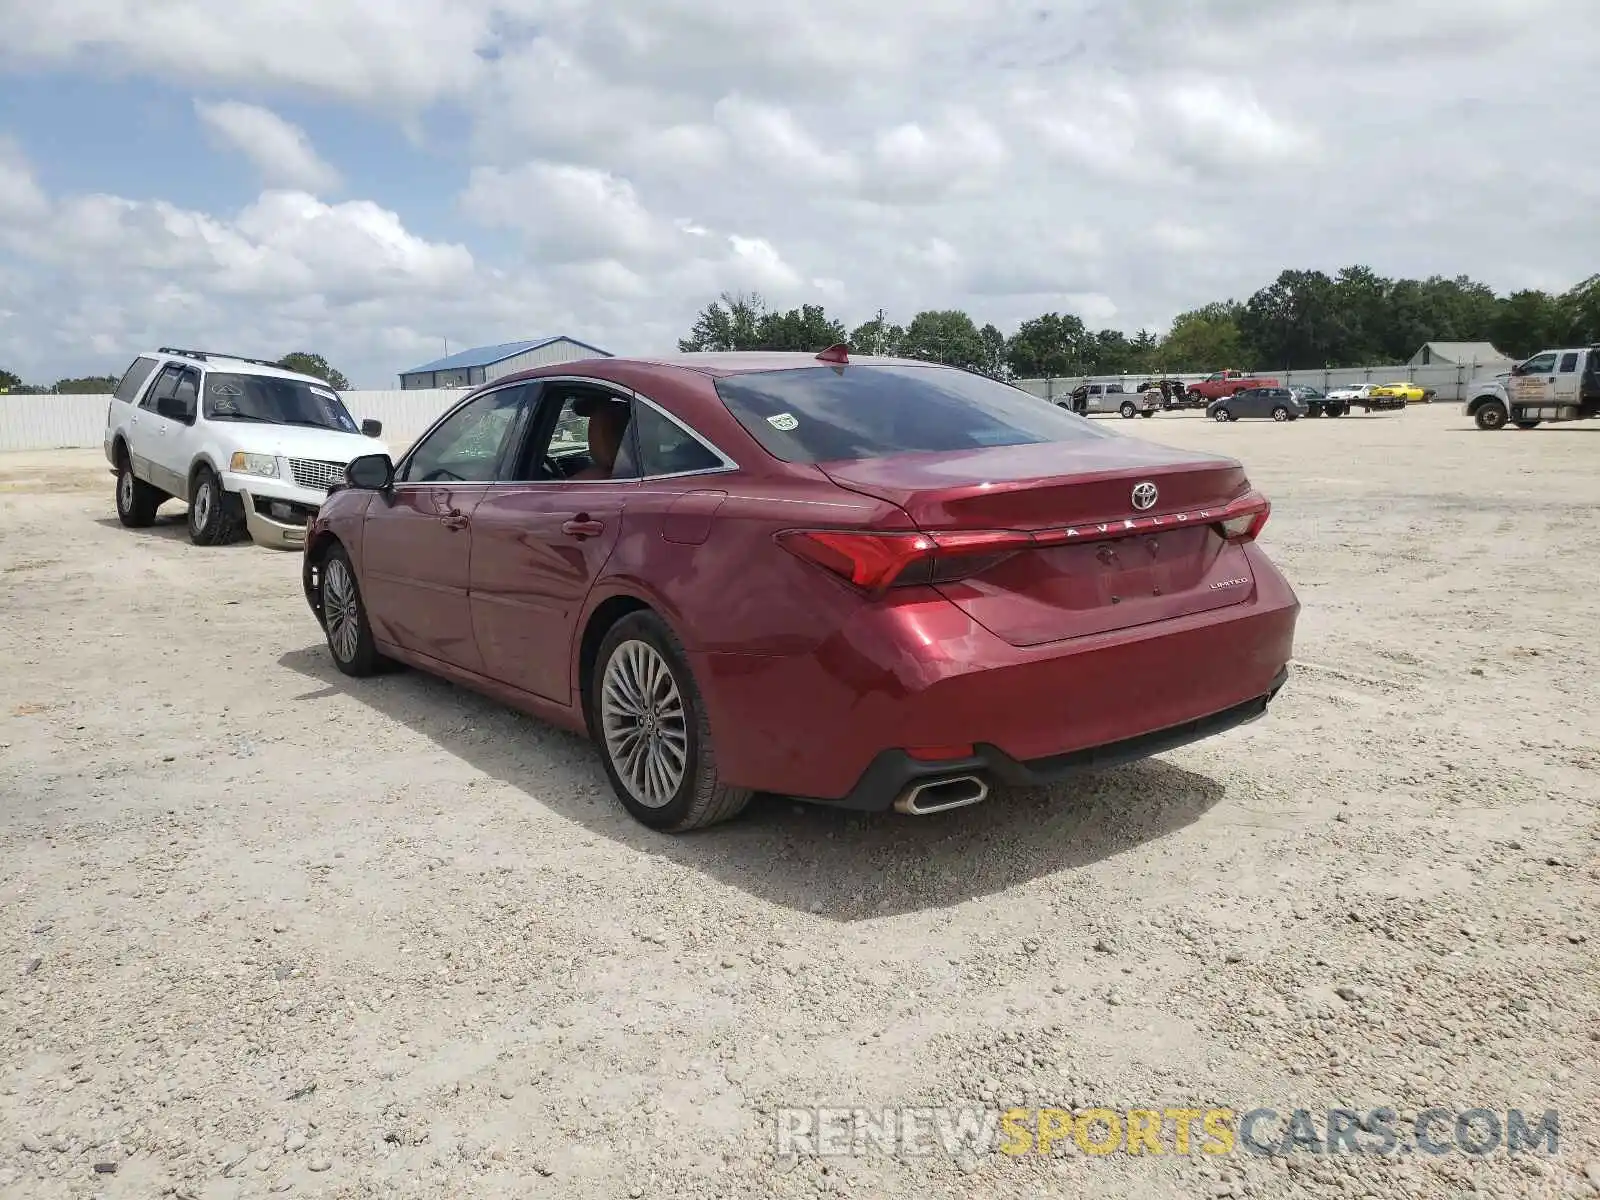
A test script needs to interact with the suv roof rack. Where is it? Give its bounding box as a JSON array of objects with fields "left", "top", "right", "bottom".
[{"left": 157, "top": 346, "right": 284, "bottom": 370}]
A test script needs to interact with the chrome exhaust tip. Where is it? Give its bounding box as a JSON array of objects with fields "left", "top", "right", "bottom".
[{"left": 893, "top": 774, "right": 990, "bottom": 816}]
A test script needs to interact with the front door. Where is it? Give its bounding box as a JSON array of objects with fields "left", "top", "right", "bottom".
[
  {"left": 469, "top": 383, "right": 636, "bottom": 704},
  {"left": 131, "top": 364, "right": 201, "bottom": 496},
  {"left": 1509, "top": 351, "right": 1558, "bottom": 411},
  {"left": 360, "top": 384, "right": 533, "bottom": 673}
]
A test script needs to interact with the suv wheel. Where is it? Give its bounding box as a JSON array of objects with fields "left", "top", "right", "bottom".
[
  {"left": 591, "top": 611, "right": 751, "bottom": 832},
  {"left": 188, "top": 466, "right": 239, "bottom": 546},
  {"left": 115, "top": 458, "right": 161, "bottom": 528}
]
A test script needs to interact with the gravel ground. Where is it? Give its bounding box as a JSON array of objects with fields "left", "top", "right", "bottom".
[{"left": 1, "top": 404, "right": 1597, "bottom": 1200}]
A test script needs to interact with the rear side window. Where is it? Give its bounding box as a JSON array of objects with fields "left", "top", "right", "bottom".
[
  {"left": 714, "top": 365, "right": 1112, "bottom": 464},
  {"left": 113, "top": 356, "right": 159, "bottom": 403},
  {"left": 1559, "top": 352, "right": 1579, "bottom": 373},
  {"left": 631, "top": 403, "right": 724, "bottom": 476}
]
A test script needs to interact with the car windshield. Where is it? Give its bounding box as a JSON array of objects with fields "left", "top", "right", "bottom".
[
  {"left": 203, "top": 372, "right": 359, "bottom": 432},
  {"left": 713, "top": 364, "right": 1113, "bottom": 464}
]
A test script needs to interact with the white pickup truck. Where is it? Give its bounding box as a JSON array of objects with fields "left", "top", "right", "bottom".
[
  {"left": 103, "top": 347, "right": 390, "bottom": 548},
  {"left": 1464, "top": 346, "right": 1600, "bottom": 430}
]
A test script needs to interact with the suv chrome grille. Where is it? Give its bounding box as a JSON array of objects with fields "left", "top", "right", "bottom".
[{"left": 288, "top": 458, "right": 345, "bottom": 492}]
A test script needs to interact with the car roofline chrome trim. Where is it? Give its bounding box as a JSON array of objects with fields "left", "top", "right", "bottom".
[{"left": 391, "top": 372, "right": 742, "bottom": 486}]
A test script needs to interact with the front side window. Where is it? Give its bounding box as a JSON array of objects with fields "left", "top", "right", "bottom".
[
  {"left": 142, "top": 365, "right": 182, "bottom": 411},
  {"left": 1519, "top": 353, "right": 1558, "bottom": 375},
  {"left": 203, "top": 372, "right": 359, "bottom": 432},
  {"left": 714, "top": 364, "right": 1112, "bottom": 465},
  {"left": 401, "top": 387, "right": 528, "bottom": 483},
  {"left": 114, "top": 356, "right": 159, "bottom": 403},
  {"left": 534, "top": 387, "right": 639, "bottom": 482}
]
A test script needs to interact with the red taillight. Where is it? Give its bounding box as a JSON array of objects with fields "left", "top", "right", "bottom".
[
  {"left": 1216, "top": 495, "right": 1270, "bottom": 542},
  {"left": 778, "top": 528, "right": 1032, "bottom": 593}
]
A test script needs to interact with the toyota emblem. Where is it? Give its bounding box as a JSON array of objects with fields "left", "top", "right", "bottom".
[{"left": 1131, "top": 481, "right": 1159, "bottom": 511}]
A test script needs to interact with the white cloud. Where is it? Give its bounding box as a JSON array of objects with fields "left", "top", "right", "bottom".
[
  {"left": 195, "top": 100, "right": 341, "bottom": 192},
  {"left": 3, "top": 0, "right": 1600, "bottom": 387}
]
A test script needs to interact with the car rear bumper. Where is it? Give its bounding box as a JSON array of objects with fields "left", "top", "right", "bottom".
[
  {"left": 691, "top": 542, "right": 1299, "bottom": 805},
  {"left": 829, "top": 667, "right": 1288, "bottom": 811}
]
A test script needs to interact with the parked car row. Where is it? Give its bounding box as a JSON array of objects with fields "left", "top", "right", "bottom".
[{"left": 103, "top": 344, "right": 1301, "bottom": 833}]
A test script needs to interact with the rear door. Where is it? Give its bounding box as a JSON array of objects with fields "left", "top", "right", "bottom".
[
  {"left": 1553, "top": 351, "right": 1581, "bottom": 405},
  {"left": 360, "top": 384, "right": 532, "bottom": 672}
]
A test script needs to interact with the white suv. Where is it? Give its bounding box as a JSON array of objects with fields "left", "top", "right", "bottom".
[{"left": 103, "top": 347, "right": 390, "bottom": 549}]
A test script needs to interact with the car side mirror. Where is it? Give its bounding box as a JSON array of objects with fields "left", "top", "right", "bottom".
[
  {"left": 156, "top": 394, "right": 194, "bottom": 423},
  {"left": 345, "top": 453, "right": 394, "bottom": 491},
  {"left": 361, "top": 418, "right": 383, "bottom": 438}
]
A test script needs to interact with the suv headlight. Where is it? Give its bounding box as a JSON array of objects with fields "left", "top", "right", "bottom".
[{"left": 229, "top": 452, "right": 279, "bottom": 478}]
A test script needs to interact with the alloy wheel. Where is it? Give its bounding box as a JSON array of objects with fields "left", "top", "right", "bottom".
[
  {"left": 600, "top": 639, "right": 689, "bottom": 809},
  {"left": 118, "top": 470, "right": 134, "bottom": 512},
  {"left": 323, "top": 557, "right": 361, "bottom": 664}
]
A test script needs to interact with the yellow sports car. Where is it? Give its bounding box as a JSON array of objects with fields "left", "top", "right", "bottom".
[{"left": 1370, "top": 381, "right": 1432, "bottom": 404}]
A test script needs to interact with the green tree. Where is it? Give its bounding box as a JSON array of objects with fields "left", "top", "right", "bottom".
[
  {"left": 754, "top": 303, "right": 847, "bottom": 352},
  {"left": 977, "top": 323, "right": 1008, "bottom": 378},
  {"left": 1004, "top": 312, "right": 1089, "bottom": 378},
  {"left": 899, "top": 310, "right": 986, "bottom": 370},
  {"left": 1491, "top": 289, "right": 1562, "bottom": 359},
  {"left": 278, "top": 352, "right": 351, "bottom": 390},
  {"left": 848, "top": 309, "right": 905, "bottom": 357},
  {"left": 53, "top": 375, "right": 120, "bottom": 394},
  {"left": 0, "top": 367, "right": 20, "bottom": 393},
  {"left": 1156, "top": 302, "right": 1246, "bottom": 372},
  {"left": 1239, "top": 269, "right": 1344, "bottom": 369},
  {"left": 1556, "top": 273, "right": 1600, "bottom": 345},
  {"left": 678, "top": 292, "right": 766, "bottom": 351}
]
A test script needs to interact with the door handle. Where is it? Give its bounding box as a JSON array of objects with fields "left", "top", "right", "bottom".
[
  {"left": 561, "top": 516, "right": 605, "bottom": 539},
  {"left": 441, "top": 510, "right": 469, "bottom": 531}
]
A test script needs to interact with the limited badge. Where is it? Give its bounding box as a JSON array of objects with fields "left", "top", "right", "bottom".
[{"left": 767, "top": 412, "right": 799, "bottom": 431}]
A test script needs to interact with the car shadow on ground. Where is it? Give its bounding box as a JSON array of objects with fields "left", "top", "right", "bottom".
[
  {"left": 278, "top": 644, "right": 1229, "bottom": 920},
  {"left": 91, "top": 515, "right": 255, "bottom": 545}
]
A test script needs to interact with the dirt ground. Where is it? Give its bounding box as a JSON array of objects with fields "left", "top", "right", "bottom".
[{"left": 1, "top": 405, "right": 1596, "bottom": 1200}]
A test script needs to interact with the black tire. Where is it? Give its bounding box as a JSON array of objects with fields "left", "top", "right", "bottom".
[
  {"left": 1139, "top": 409, "right": 1155, "bottom": 418},
  {"left": 1271, "top": 405, "right": 1290, "bottom": 422},
  {"left": 590, "top": 610, "right": 751, "bottom": 833},
  {"left": 1327, "top": 402, "right": 1346, "bottom": 417},
  {"left": 1474, "top": 401, "right": 1508, "bottom": 431},
  {"left": 319, "top": 543, "right": 386, "bottom": 677},
  {"left": 1513, "top": 419, "right": 1541, "bottom": 430},
  {"left": 1213, "top": 408, "right": 1232, "bottom": 423},
  {"left": 187, "top": 465, "right": 239, "bottom": 545},
  {"left": 115, "top": 456, "right": 162, "bottom": 528},
  {"left": 1119, "top": 400, "right": 1137, "bottom": 418}
]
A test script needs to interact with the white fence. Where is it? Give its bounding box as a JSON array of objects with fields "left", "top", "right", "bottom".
[
  {"left": 1013, "top": 360, "right": 1511, "bottom": 405},
  {"left": 0, "top": 389, "right": 463, "bottom": 455},
  {"left": 0, "top": 359, "right": 1512, "bottom": 454}
]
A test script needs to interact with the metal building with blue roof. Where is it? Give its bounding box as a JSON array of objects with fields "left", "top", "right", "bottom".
[{"left": 398, "top": 335, "right": 612, "bottom": 390}]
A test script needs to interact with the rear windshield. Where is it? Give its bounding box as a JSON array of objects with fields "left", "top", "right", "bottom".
[{"left": 713, "top": 365, "right": 1112, "bottom": 464}]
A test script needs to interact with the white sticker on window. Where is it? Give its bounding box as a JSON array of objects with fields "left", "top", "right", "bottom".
[{"left": 767, "top": 412, "right": 799, "bottom": 432}]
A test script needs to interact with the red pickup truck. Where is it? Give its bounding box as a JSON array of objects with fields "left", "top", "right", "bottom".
[{"left": 1185, "top": 369, "right": 1281, "bottom": 402}]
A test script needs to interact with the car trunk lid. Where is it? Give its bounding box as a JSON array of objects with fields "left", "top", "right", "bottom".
[{"left": 817, "top": 440, "right": 1261, "bottom": 647}]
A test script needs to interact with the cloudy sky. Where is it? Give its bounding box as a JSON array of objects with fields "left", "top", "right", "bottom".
[{"left": 1, "top": 0, "right": 1595, "bottom": 388}]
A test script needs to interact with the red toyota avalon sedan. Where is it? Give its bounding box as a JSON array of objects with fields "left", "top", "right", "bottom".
[{"left": 302, "top": 348, "right": 1298, "bottom": 832}]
